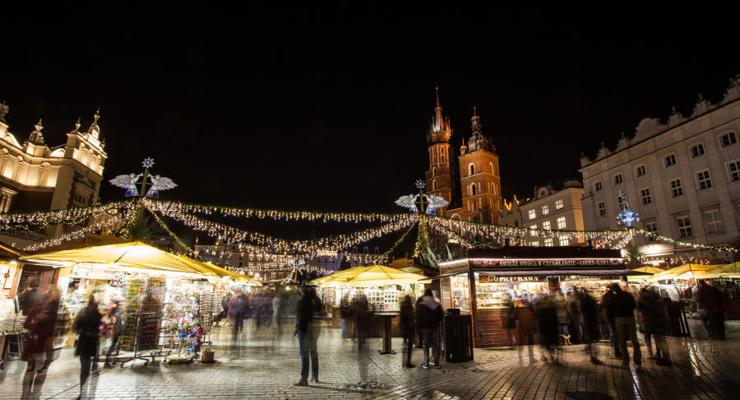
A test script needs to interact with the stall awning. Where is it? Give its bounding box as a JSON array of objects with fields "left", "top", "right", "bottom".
[
  {"left": 175, "top": 255, "right": 262, "bottom": 286},
  {"left": 310, "top": 265, "right": 429, "bottom": 287},
  {"left": 21, "top": 242, "right": 211, "bottom": 276},
  {"left": 691, "top": 262, "right": 740, "bottom": 280},
  {"left": 651, "top": 264, "right": 722, "bottom": 281}
]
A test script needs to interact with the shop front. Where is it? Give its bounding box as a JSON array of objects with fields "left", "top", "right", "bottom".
[{"left": 438, "top": 246, "right": 639, "bottom": 347}]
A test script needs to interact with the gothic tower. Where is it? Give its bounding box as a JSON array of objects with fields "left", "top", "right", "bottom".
[
  {"left": 424, "top": 87, "right": 453, "bottom": 214},
  {"left": 458, "top": 108, "right": 502, "bottom": 223}
]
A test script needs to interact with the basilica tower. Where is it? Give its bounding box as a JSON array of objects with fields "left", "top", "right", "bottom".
[
  {"left": 458, "top": 108, "right": 501, "bottom": 223},
  {"left": 424, "top": 87, "right": 453, "bottom": 214}
]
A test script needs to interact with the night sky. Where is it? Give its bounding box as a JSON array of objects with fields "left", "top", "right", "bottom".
[{"left": 2, "top": 4, "right": 739, "bottom": 214}]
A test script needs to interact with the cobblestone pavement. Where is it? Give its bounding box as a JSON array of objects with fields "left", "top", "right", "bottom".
[{"left": 1, "top": 321, "right": 739, "bottom": 399}]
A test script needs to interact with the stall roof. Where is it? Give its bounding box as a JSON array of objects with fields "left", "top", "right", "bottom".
[
  {"left": 21, "top": 241, "right": 214, "bottom": 276},
  {"left": 651, "top": 264, "right": 722, "bottom": 281},
  {"left": 310, "top": 265, "right": 429, "bottom": 287},
  {"left": 176, "top": 255, "right": 261, "bottom": 286}
]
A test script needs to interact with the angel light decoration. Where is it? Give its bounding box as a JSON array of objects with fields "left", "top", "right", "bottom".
[
  {"left": 395, "top": 179, "right": 449, "bottom": 215},
  {"left": 109, "top": 157, "right": 177, "bottom": 198}
]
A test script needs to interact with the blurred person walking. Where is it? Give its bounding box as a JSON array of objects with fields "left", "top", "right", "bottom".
[
  {"left": 601, "top": 283, "right": 622, "bottom": 358},
  {"left": 339, "top": 294, "right": 353, "bottom": 338},
  {"left": 535, "top": 293, "right": 560, "bottom": 364},
  {"left": 577, "top": 288, "right": 602, "bottom": 365},
  {"left": 351, "top": 294, "right": 370, "bottom": 347},
  {"left": 294, "top": 286, "right": 323, "bottom": 386},
  {"left": 696, "top": 280, "right": 726, "bottom": 339},
  {"left": 400, "top": 294, "right": 416, "bottom": 367},
  {"left": 104, "top": 299, "right": 124, "bottom": 368},
  {"left": 516, "top": 299, "right": 537, "bottom": 364},
  {"left": 228, "top": 289, "right": 248, "bottom": 340},
  {"left": 637, "top": 286, "right": 671, "bottom": 365},
  {"left": 73, "top": 296, "right": 102, "bottom": 400},
  {"left": 416, "top": 289, "right": 443, "bottom": 369},
  {"left": 607, "top": 282, "right": 642, "bottom": 368}
]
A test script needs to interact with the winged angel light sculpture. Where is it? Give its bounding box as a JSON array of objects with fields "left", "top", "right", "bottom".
[
  {"left": 395, "top": 179, "right": 449, "bottom": 215},
  {"left": 109, "top": 157, "right": 177, "bottom": 198}
]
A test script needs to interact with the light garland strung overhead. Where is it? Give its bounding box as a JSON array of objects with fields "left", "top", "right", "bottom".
[
  {"left": 23, "top": 202, "right": 138, "bottom": 252},
  {"left": 634, "top": 227, "right": 738, "bottom": 253},
  {"left": 375, "top": 221, "right": 418, "bottom": 264},
  {"left": 0, "top": 200, "right": 132, "bottom": 230},
  {"left": 147, "top": 199, "right": 412, "bottom": 224}
]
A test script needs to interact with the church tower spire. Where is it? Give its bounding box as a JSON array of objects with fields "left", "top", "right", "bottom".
[{"left": 425, "top": 86, "right": 453, "bottom": 214}]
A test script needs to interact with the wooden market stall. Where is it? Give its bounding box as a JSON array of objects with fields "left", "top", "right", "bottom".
[{"left": 437, "top": 246, "right": 643, "bottom": 348}]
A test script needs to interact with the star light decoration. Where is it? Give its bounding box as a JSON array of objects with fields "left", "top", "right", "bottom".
[
  {"left": 616, "top": 191, "right": 640, "bottom": 228},
  {"left": 395, "top": 179, "right": 449, "bottom": 215},
  {"left": 109, "top": 157, "right": 177, "bottom": 198}
]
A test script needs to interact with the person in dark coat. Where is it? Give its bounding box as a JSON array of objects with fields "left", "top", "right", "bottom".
[
  {"left": 415, "top": 289, "right": 443, "bottom": 369},
  {"left": 577, "top": 288, "right": 602, "bottom": 365},
  {"left": 696, "top": 280, "right": 726, "bottom": 339},
  {"left": 73, "top": 296, "right": 102, "bottom": 400},
  {"left": 399, "top": 294, "right": 416, "bottom": 368},
  {"left": 351, "top": 294, "right": 370, "bottom": 347},
  {"left": 515, "top": 299, "right": 537, "bottom": 365},
  {"left": 294, "top": 286, "right": 323, "bottom": 386},
  {"left": 339, "top": 295, "right": 353, "bottom": 338},
  {"left": 637, "top": 285, "right": 671, "bottom": 365},
  {"left": 227, "top": 289, "right": 248, "bottom": 340},
  {"left": 608, "top": 282, "right": 641, "bottom": 368},
  {"left": 535, "top": 294, "right": 560, "bottom": 364},
  {"left": 600, "top": 283, "right": 622, "bottom": 358}
]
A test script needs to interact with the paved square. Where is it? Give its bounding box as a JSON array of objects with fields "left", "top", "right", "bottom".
[{"left": 1, "top": 321, "right": 739, "bottom": 399}]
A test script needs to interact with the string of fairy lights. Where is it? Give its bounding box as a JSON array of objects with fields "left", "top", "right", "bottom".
[
  {"left": 2, "top": 197, "right": 737, "bottom": 275},
  {"left": 147, "top": 199, "right": 413, "bottom": 224}
]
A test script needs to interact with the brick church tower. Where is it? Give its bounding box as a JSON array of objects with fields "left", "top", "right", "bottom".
[{"left": 424, "top": 87, "right": 453, "bottom": 214}]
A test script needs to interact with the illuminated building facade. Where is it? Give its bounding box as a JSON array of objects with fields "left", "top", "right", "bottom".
[
  {"left": 0, "top": 103, "right": 106, "bottom": 214},
  {"left": 424, "top": 90, "right": 502, "bottom": 223},
  {"left": 580, "top": 75, "right": 740, "bottom": 254}
]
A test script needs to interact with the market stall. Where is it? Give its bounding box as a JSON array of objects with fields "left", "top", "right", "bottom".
[
  {"left": 20, "top": 242, "right": 260, "bottom": 364},
  {"left": 0, "top": 243, "right": 23, "bottom": 369},
  {"left": 438, "top": 246, "right": 644, "bottom": 348},
  {"left": 310, "top": 265, "right": 428, "bottom": 352}
]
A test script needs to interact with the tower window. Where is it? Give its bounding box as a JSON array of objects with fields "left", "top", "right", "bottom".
[
  {"left": 432, "top": 167, "right": 437, "bottom": 176},
  {"left": 432, "top": 180, "right": 437, "bottom": 190},
  {"left": 469, "top": 163, "right": 475, "bottom": 176},
  {"left": 470, "top": 183, "right": 478, "bottom": 196}
]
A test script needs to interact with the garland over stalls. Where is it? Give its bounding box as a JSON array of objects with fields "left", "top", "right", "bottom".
[
  {"left": 375, "top": 221, "right": 418, "bottom": 264},
  {"left": 0, "top": 201, "right": 131, "bottom": 230},
  {"left": 635, "top": 227, "right": 738, "bottom": 253},
  {"left": 147, "top": 199, "right": 412, "bottom": 224},
  {"left": 23, "top": 202, "right": 138, "bottom": 252}
]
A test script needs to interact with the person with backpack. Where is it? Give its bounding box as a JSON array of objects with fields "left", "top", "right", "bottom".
[{"left": 415, "top": 289, "right": 443, "bottom": 369}]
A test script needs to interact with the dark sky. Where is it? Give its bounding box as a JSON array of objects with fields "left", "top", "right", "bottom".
[{"left": 2, "top": 4, "right": 739, "bottom": 213}]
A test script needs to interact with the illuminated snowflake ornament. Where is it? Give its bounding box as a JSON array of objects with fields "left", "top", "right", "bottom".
[
  {"left": 142, "top": 157, "right": 155, "bottom": 169},
  {"left": 616, "top": 191, "right": 639, "bottom": 227},
  {"left": 415, "top": 179, "right": 426, "bottom": 190}
]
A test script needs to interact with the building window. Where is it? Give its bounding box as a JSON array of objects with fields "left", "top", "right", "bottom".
[
  {"left": 690, "top": 143, "right": 705, "bottom": 158},
  {"left": 490, "top": 162, "right": 495, "bottom": 174},
  {"left": 704, "top": 209, "right": 723, "bottom": 234},
  {"left": 432, "top": 167, "right": 437, "bottom": 176},
  {"left": 528, "top": 209, "right": 536, "bottom": 220},
  {"left": 696, "top": 170, "right": 712, "bottom": 190},
  {"left": 469, "top": 183, "right": 478, "bottom": 196},
  {"left": 469, "top": 163, "right": 476, "bottom": 176},
  {"left": 530, "top": 241, "right": 540, "bottom": 247},
  {"left": 594, "top": 181, "right": 603, "bottom": 192},
  {"left": 635, "top": 165, "right": 646, "bottom": 177},
  {"left": 559, "top": 236, "right": 569, "bottom": 246},
  {"left": 529, "top": 224, "right": 537, "bottom": 237},
  {"left": 544, "top": 238, "right": 554, "bottom": 247},
  {"left": 542, "top": 220, "right": 551, "bottom": 230},
  {"left": 637, "top": 187, "right": 651, "bottom": 205},
  {"left": 555, "top": 199, "right": 564, "bottom": 209},
  {"left": 556, "top": 216, "right": 566, "bottom": 229},
  {"left": 720, "top": 131, "right": 737, "bottom": 147},
  {"left": 613, "top": 173, "right": 623, "bottom": 185},
  {"left": 432, "top": 180, "right": 437, "bottom": 190},
  {"left": 644, "top": 221, "right": 658, "bottom": 234},
  {"left": 664, "top": 154, "right": 677, "bottom": 167},
  {"left": 670, "top": 178, "right": 683, "bottom": 197},
  {"left": 597, "top": 201, "right": 606, "bottom": 217},
  {"left": 728, "top": 160, "right": 740, "bottom": 182},
  {"left": 676, "top": 215, "right": 693, "bottom": 238},
  {"left": 542, "top": 205, "right": 549, "bottom": 215}
]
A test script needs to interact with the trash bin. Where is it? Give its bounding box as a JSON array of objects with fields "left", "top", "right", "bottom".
[{"left": 444, "top": 313, "right": 473, "bottom": 362}]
